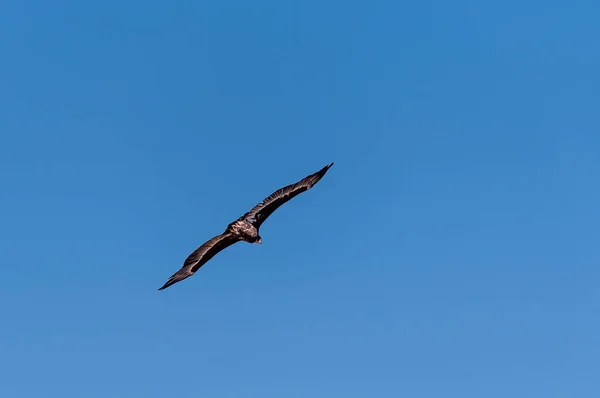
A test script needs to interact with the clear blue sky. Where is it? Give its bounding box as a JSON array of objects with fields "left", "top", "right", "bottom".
[{"left": 1, "top": 1, "right": 599, "bottom": 397}]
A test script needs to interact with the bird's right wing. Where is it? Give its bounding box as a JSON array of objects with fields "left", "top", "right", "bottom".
[
  {"left": 241, "top": 162, "right": 334, "bottom": 229},
  {"left": 158, "top": 232, "right": 241, "bottom": 290}
]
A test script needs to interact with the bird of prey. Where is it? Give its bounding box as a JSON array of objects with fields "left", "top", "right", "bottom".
[{"left": 158, "top": 162, "right": 334, "bottom": 291}]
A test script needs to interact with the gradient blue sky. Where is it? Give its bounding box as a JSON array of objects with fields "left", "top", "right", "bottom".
[{"left": 1, "top": 1, "right": 599, "bottom": 397}]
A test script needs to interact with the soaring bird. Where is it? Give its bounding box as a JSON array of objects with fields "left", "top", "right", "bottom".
[{"left": 158, "top": 162, "right": 334, "bottom": 291}]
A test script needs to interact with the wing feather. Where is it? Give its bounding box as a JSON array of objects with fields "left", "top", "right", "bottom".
[
  {"left": 242, "top": 162, "right": 333, "bottom": 228},
  {"left": 158, "top": 232, "right": 241, "bottom": 290}
]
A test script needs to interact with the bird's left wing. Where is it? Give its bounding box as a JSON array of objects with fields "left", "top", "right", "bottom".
[{"left": 158, "top": 232, "right": 241, "bottom": 291}]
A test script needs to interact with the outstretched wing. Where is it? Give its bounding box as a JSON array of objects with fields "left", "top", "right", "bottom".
[
  {"left": 158, "top": 232, "right": 241, "bottom": 290},
  {"left": 242, "top": 162, "right": 334, "bottom": 229}
]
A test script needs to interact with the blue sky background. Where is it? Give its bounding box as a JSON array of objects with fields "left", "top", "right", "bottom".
[{"left": 1, "top": 1, "right": 599, "bottom": 397}]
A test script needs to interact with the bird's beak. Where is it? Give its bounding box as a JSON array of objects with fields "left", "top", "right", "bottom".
[{"left": 257, "top": 238, "right": 262, "bottom": 244}]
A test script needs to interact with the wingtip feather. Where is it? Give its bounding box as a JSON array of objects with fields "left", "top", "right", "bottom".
[{"left": 157, "top": 270, "right": 191, "bottom": 291}]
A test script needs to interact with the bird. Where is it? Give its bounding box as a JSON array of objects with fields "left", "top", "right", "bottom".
[{"left": 158, "top": 162, "right": 334, "bottom": 291}]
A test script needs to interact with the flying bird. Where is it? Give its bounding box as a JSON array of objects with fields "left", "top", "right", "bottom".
[{"left": 158, "top": 162, "right": 334, "bottom": 291}]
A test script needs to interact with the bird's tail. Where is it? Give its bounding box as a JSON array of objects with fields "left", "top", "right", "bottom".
[{"left": 158, "top": 269, "right": 192, "bottom": 291}]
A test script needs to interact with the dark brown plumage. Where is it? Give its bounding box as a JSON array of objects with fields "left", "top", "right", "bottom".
[{"left": 158, "top": 162, "right": 333, "bottom": 291}]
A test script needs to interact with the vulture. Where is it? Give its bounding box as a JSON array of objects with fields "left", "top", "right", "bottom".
[{"left": 158, "top": 162, "right": 334, "bottom": 291}]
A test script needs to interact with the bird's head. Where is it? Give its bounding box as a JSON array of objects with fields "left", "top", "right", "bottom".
[{"left": 255, "top": 236, "right": 262, "bottom": 244}]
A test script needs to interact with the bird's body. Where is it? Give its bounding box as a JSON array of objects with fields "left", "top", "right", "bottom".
[
  {"left": 226, "top": 219, "right": 261, "bottom": 244},
  {"left": 158, "top": 162, "right": 334, "bottom": 291}
]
